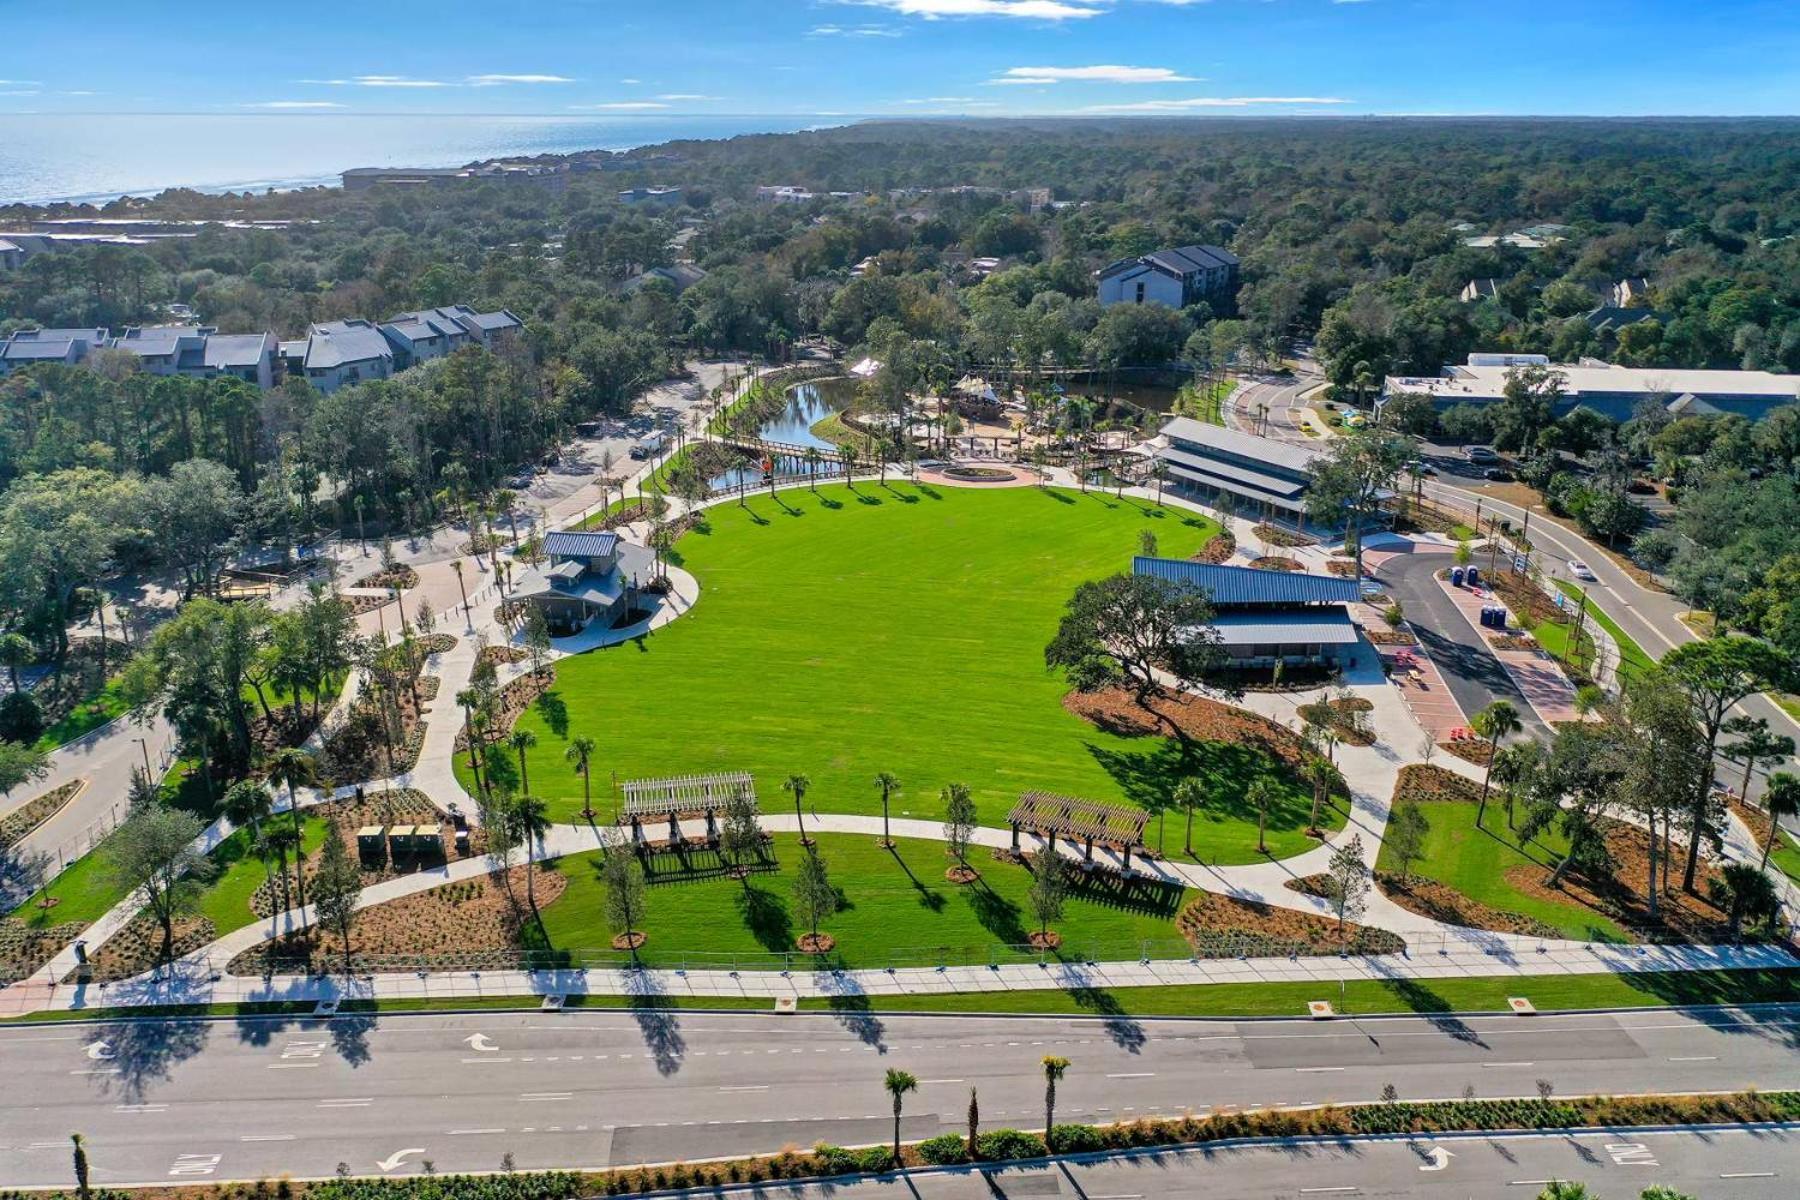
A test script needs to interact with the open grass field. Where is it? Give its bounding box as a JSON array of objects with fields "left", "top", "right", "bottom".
[
  {"left": 529, "top": 831, "right": 1193, "bottom": 969},
  {"left": 1374, "top": 798, "right": 1627, "bottom": 942},
  {"left": 477, "top": 483, "right": 1332, "bottom": 862},
  {"left": 194, "top": 813, "right": 330, "bottom": 937}
]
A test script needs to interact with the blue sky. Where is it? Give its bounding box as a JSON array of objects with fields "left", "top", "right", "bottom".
[{"left": 4, "top": 0, "right": 1800, "bottom": 117}]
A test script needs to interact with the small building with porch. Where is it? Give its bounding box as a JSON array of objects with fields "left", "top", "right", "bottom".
[
  {"left": 511, "top": 530, "right": 638, "bottom": 636},
  {"left": 1133, "top": 556, "right": 1364, "bottom": 670},
  {"left": 1150, "top": 417, "right": 1324, "bottom": 529}
]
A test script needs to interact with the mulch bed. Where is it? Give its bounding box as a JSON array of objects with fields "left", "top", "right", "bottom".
[
  {"left": 1489, "top": 634, "right": 1539, "bottom": 652},
  {"left": 796, "top": 932, "right": 836, "bottom": 954},
  {"left": 945, "top": 865, "right": 980, "bottom": 884},
  {"left": 248, "top": 791, "right": 474, "bottom": 921},
  {"left": 1326, "top": 559, "right": 1359, "bottom": 578},
  {"left": 82, "top": 912, "right": 217, "bottom": 983},
  {"left": 1486, "top": 569, "right": 1565, "bottom": 628},
  {"left": 1254, "top": 523, "right": 1316, "bottom": 548},
  {"left": 1064, "top": 687, "right": 1308, "bottom": 766},
  {"left": 455, "top": 667, "right": 556, "bottom": 752},
  {"left": 0, "top": 779, "right": 83, "bottom": 850},
  {"left": 1298, "top": 697, "right": 1376, "bottom": 747},
  {"left": 1376, "top": 873, "right": 1562, "bottom": 939},
  {"left": 229, "top": 863, "right": 564, "bottom": 975},
  {"left": 1440, "top": 739, "right": 1493, "bottom": 767},
  {"left": 1502, "top": 819, "right": 1738, "bottom": 944},
  {"left": 1367, "top": 629, "right": 1417, "bottom": 646},
  {"left": 1727, "top": 795, "right": 1775, "bottom": 848},
  {"left": 1249, "top": 557, "right": 1303, "bottom": 572},
  {"left": 1192, "top": 531, "right": 1237, "bottom": 564},
  {"left": 1393, "top": 764, "right": 1483, "bottom": 805},
  {"left": 1028, "top": 930, "right": 1063, "bottom": 950},
  {"left": 1176, "top": 892, "right": 1404, "bottom": 957},
  {"left": 341, "top": 592, "right": 394, "bottom": 616},
  {"left": 354, "top": 565, "right": 420, "bottom": 590},
  {"left": 0, "top": 916, "right": 86, "bottom": 981},
  {"left": 477, "top": 644, "right": 531, "bottom": 670}
]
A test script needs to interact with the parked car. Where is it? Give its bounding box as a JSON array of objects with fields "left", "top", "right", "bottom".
[
  {"left": 1568, "top": 559, "right": 1597, "bottom": 581},
  {"left": 1467, "top": 445, "right": 1500, "bottom": 464},
  {"left": 1482, "top": 467, "right": 1514, "bottom": 481}
]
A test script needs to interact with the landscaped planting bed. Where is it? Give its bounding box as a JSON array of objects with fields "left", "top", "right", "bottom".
[
  {"left": 1377, "top": 873, "right": 1561, "bottom": 939},
  {"left": 354, "top": 564, "right": 420, "bottom": 590},
  {"left": 83, "top": 911, "right": 216, "bottom": 982},
  {"left": 0, "top": 779, "right": 82, "bottom": 850},
  {"left": 1248, "top": 556, "right": 1302, "bottom": 572},
  {"left": 1297, "top": 695, "right": 1375, "bottom": 746},
  {"left": 1392, "top": 764, "right": 1483, "bottom": 805},
  {"left": 1176, "top": 891, "right": 1404, "bottom": 956},
  {"left": 1439, "top": 739, "right": 1493, "bottom": 766},
  {"left": 0, "top": 914, "right": 84, "bottom": 981},
  {"left": 1192, "top": 529, "right": 1236, "bottom": 563},
  {"left": 1253, "top": 523, "right": 1315, "bottom": 548},
  {"left": 455, "top": 667, "right": 555, "bottom": 752},
  {"left": 1485, "top": 568, "right": 1564, "bottom": 628}
]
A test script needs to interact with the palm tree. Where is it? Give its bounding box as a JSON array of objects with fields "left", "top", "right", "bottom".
[
  {"left": 1760, "top": 772, "right": 1800, "bottom": 871},
  {"left": 456, "top": 687, "right": 483, "bottom": 773},
  {"left": 1471, "top": 700, "right": 1522, "bottom": 826},
  {"left": 1041, "top": 1056, "right": 1070, "bottom": 1150},
  {"left": 884, "top": 1069, "right": 918, "bottom": 1167},
  {"left": 1247, "top": 779, "right": 1277, "bottom": 854},
  {"left": 1302, "top": 755, "right": 1340, "bottom": 836},
  {"left": 508, "top": 794, "right": 552, "bottom": 911},
  {"left": 265, "top": 747, "right": 316, "bottom": 918},
  {"left": 804, "top": 446, "right": 823, "bottom": 492},
  {"left": 874, "top": 771, "right": 900, "bottom": 847},
  {"left": 1173, "top": 778, "right": 1203, "bottom": 857},
  {"left": 509, "top": 729, "right": 538, "bottom": 797},
  {"left": 783, "top": 772, "right": 812, "bottom": 846},
  {"left": 565, "top": 736, "right": 598, "bottom": 820},
  {"left": 261, "top": 824, "right": 299, "bottom": 916}
]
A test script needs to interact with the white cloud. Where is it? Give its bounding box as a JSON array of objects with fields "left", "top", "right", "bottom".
[
  {"left": 0, "top": 80, "right": 42, "bottom": 86},
  {"left": 0, "top": 90, "right": 42, "bottom": 97},
  {"left": 301, "top": 74, "right": 451, "bottom": 88},
  {"left": 993, "top": 65, "right": 1196, "bottom": 85},
  {"left": 655, "top": 93, "right": 720, "bottom": 101},
  {"left": 902, "top": 96, "right": 983, "bottom": 103},
  {"left": 467, "top": 74, "right": 576, "bottom": 86},
  {"left": 569, "top": 101, "right": 670, "bottom": 110},
  {"left": 1082, "top": 95, "right": 1354, "bottom": 110},
  {"left": 840, "top": 0, "right": 1107, "bottom": 20},
  {"left": 246, "top": 100, "right": 347, "bottom": 109},
  {"left": 809, "top": 22, "right": 904, "bottom": 37},
  {"left": 619, "top": 78, "right": 643, "bottom": 84}
]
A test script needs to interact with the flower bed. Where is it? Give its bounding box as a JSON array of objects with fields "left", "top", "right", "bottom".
[
  {"left": 1366, "top": 629, "right": 1416, "bottom": 646},
  {"left": 941, "top": 466, "right": 1018, "bottom": 483}
]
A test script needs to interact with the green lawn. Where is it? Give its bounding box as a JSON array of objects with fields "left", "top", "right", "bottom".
[
  {"left": 1768, "top": 828, "right": 1800, "bottom": 887},
  {"left": 10, "top": 827, "right": 130, "bottom": 928},
  {"left": 530, "top": 831, "right": 1193, "bottom": 968},
  {"left": 476, "top": 483, "right": 1328, "bottom": 861},
  {"left": 193, "top": 813, "right": 330, "bottom": 936},
  {"left": 1375, "top": 799, "right": 1626, "bottom": 942},
  {"left": 11, "top": 967, "right": 1797, "bottom": 1025},
  {"left": 32, "top": 675, "right": 133, "bottom": 752},
  {"left": 1551, "top": 580, "right": 1658, "bottom": 682}
]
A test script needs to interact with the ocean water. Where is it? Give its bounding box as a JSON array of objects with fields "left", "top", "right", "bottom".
[{"left": 0, "top": 113, "right": 849, "bottom": 205}]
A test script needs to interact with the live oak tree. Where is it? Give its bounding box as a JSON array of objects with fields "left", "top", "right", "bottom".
[
  {"left": 1027, "top": 847, "right": 1068, "bottom": 940},
  {"left": 1045, "top": 572, "right": 1229, "bottom": 706},
  {"left": 1304, "top": 428, "right": 1415, "bottom": 578},
  {"left": 720, "top": 784, "right": 764, "bottom": 885},
  {"left": 601, "top": 837, "right": 647, "bottom": 955},
  {"left": 792, "top": 844, "right": 838, "bottom": 947},
  {"left": 1325, "top": 834, "right": 1370, "bottom": 934},
  {"left": 311, "top": 828, "right": 364, "bottom": 969},
  {"left": 106, "top": 807, "right": 214, "bottom": 964}
]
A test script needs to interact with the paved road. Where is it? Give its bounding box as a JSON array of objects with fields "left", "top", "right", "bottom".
[
  {"left": 1373, "top": 550, "right": 1552, "bottom": 743},
  {"left": 3, "top": 1007, "right": 1796, "bottom": 1187},
  {"left": 696, "top": 1126, "right": 1799, "bottom": 1200}
]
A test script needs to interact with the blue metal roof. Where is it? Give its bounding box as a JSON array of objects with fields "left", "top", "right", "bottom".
[
  {"left": 543, "top": 530, "right": 620, "bottom": 559},
  {"left": 1133, "top": 557, "right": 1362, "bottom": 606}
]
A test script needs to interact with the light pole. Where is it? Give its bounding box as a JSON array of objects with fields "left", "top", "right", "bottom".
[{"left": 132, "top": 736, "right": 152, "bottom": 779}]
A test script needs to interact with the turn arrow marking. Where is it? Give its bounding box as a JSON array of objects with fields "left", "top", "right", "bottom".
[
  {"left": 463, "top": 1033, "right": 497, "bottom": 1053},
  {"left": 1419, "top": 1145, "right": 1455, "bottom": 1172},
  {"left": 377, "top": 1149, "right": 427, "bottom": 1173},
  {"left": 85, "top": 1040, "right": 115, "bottom": 1060}
]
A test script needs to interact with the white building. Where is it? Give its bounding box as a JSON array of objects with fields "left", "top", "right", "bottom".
[
  {"left": 1385, "top": 356, "right": 1800, "bottom": 423},
  {"left": 755, "top": 185, "right": 817, "bottom": 205},
  {"left": 1095, "top": 245, "right": 1239, "bottom": 311}
]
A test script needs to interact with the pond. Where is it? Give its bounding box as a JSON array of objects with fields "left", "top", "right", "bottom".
[{"left": 708, "top": 377, "right": 860, "bottom": 492}]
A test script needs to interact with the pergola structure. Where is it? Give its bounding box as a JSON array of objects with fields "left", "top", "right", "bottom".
[
  {"left": 1008, "top": 791, "right": 1149, "bottom": 869},
  {"left": 619, "top": 771, "right": 756, "bottom": 844}
]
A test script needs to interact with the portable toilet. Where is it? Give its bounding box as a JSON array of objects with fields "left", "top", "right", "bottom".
[
  {"left": 1451, "top": 566, "right": 1466, "bottom": 587},
  {"left": 1492, "top": 608, "right": 1507, "bottom": 630},
  {"left": 1467, "top": 565, "right": 1481, "bottom": 586}
]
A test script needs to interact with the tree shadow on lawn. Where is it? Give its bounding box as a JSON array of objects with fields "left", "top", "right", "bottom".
[
  {"left": 966, "top": 880, "right": 1031, "bottom": 945},
  {"left": 736, "top": 881, "right": 795, "bottom": 954},
  {"left": 885, "top": 844, "right": 947, "bottom": 913},
  {"left": 1084, "top": 739, "right": 1312, "bottom": 833},
  {"left": 1065, "top": 868, "right": 1185, "bottom": 919},
  {"left": 1035, "top": 487, "right": 1076, "bottom": 505},
  {"left": 534, "top": 689, "right": 569, "bottom": 739}
]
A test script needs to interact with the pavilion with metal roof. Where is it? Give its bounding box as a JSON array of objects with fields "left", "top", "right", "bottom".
[{"left": 1134, "top": 557, "right": 1365, "bottom": 670}]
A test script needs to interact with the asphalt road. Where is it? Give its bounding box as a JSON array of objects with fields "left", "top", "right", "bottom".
[
  {"left": 1372, "top": 549, "right": 1553, "bottom": 743},
  {"left": 3, "top": 1007, "right": 1797, "bottom": 1187},
  {"left": 715, "top": 1126, "right": 1800, "bottom": 1200}
]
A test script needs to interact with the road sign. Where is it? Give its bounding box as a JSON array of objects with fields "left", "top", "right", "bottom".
[{"left": 1512, "top": 555, "right": 1528, "bottom": 572}]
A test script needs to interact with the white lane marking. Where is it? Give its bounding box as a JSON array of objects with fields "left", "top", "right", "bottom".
[
  {"left": 461, "top": 1057, "right": 515, "bottom": 1064},
  {"left": 267, "top": 1063, "right": 318, "bottom": 1069},
  {"left": 449, "top": 1129, "right": 506, "bottom": 1136},
  {"left": 1299, "top": 1189, "right": 1358, "bottom": 1195},
  {"left": 377, "top": 1149, "right": 426, "bottom": 1173},
  {"left": 1295, "top": 1066, "right": 1344, "bottom": 1073},
  {"left": 1720, "top": 1173, "right": 1776, "bottom": 1179},
  {"left": 169, "top": 1154, "right": 222, "bottom": 1177},
  {"left": 464, "top": 1033, "right": 498, "bottom": 1052},
  {"left": 84, "top": 1040, "right": 115, "bottom": 1060},
  {"left": 919, "top": 1078, "right": 965, "bottom": 1084},
  {"left": 520, "top": 1092, "right": 572, "bottom": 1102},
  {"left": 317, "top": 1098, "right": 373, "bottom": 1107},
  {"left": 1605, "top": 1144, "right": 1658, "bottom": 1167},
  {"left": 1509, "top": 1182, "right": 1557, "bottom": 1188},
  {"left": 70, "top": 1068, "right": 120, "bottom": 1075},
  {"left": 1669, "top": 1055, "right": 1717, "bottom": 1062},
  {"left": 1107, "top": 1073, "right": 1155, "bottom": 1079},
  {"left": 115, "top": 1104, "right": 168, "bottom": 1113},
  {"left": 719, "top": 1085, "right": 769, "bottom": 1092},
  {"left": 240, "top": 1135, "right": 295, "bottom": 1143}
]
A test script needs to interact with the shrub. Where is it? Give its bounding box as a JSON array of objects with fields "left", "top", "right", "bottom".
[
  {"left": 1049, "top": 1124, "right": 1106, "bottom": 1153},
  {"left": 811, "top": 1145, "right": 860, "bottom": 1176},
  {"left": 917, "top": 1134, "right": 970, "bottom": 1165},
  {"left": 0, "top": 691, "right": 43, "bottom": 745},
  {"left": 977, "top": 1129, "right": 1047, "bottom": 1161},
  {"left": 856, "top": 1147, "right": 896, "bottom": 1173}
]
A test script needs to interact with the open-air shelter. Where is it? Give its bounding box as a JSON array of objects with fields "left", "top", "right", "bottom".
[
  {"left": 1008, "top": 791, "right": 1149, "bottom": 870},
  {"left": 619, "top": 772, "right": 756, "bottom": 844}
]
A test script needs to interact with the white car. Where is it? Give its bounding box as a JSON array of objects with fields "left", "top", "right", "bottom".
[{"left": 1568, "top": 559, "right": 1597, "bottom": 581}]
